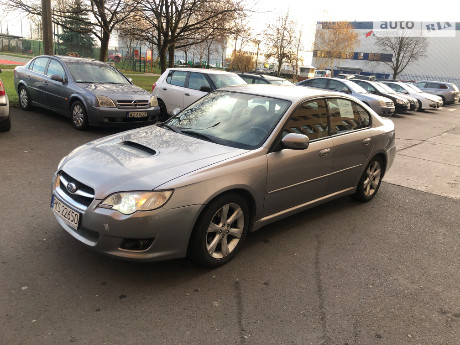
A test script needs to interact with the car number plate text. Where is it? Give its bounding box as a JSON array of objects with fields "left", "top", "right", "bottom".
[
  {"left": 52, "top": 196, "right": 80, "bottom": 230},
  {"left": 127, "top": 111, "right": 148, "bottom": 118}
]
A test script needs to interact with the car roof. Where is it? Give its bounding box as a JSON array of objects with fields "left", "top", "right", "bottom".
[
  {"left": 167, "top": 68, "right": 236, "bottom": 75},
  {"left": 219, "top": 84, "right": 345, "bottom": 102},
  {"left": 34, "top": 55, "right": 108, "bottom": 65},
  {"left": 416, "top": 80, "right": 451, "bottom": 84}
]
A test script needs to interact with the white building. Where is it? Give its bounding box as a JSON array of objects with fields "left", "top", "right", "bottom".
[{"left": 312, "top": 21, "right": 460, "bottom": 84}]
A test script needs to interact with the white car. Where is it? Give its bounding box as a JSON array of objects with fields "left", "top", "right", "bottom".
[
  {"left": 152, "top": 68, "right": 245, "bottom": 121},
  {"left": 382, "top": 81, "right": 443, "bottom": 111}
]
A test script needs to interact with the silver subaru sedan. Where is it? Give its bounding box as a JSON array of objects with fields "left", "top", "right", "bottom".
[{"left": 51, "top": 84, "right": 396, "bottom": 267}]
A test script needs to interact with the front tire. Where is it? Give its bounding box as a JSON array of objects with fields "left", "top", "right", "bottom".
[
  {"left": 71, "top": 101, "right": 89, "bottom": 130},
  {"left": 18, "top": 86, "right": 31, "bottom": 110},
  {"left": 188, "top": 193, "right": 250, "bottom": 267},
  {"left": 353, "top": 156, "right": 383, "bottom": 202},
  {"left": 417, "top": 100, "right": 424, "bottom": 112}
]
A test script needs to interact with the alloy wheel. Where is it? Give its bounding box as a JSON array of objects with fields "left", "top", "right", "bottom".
[{"left": 363, "top": 160, "right": 381, "bottom": 198}]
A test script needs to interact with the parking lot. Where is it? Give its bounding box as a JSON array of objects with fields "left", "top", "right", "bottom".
[{"left": 1, "top": 105, "right": 460, "bottom": 344}]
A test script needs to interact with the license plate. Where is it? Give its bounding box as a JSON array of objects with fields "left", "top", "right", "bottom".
[
  {"left": 127, "top": 111, "right": 148, "bottom": 118},
  {"left": 51, "top": 196, "right": 80, "bottom": 230}
]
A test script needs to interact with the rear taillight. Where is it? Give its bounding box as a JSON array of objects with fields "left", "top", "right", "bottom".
[
  {"left": 151, "top": 82, "right": 156, "bottom": 92},
  {"left": 0, "top": 80, "right": 5, "bottom": 96}
]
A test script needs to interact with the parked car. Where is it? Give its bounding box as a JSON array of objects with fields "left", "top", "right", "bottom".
[
  {"left": 51, "top": 84, "right": 396, "bottom": 267},
  {"left": 14, "top": 55, "right": 160, "bottom": 130},
  {"left": 152, "top": 68, "right": 245, "bottom": 120},
  {"left": 297, "top": 77, "right": 395, "bottom": 116},
  {"left": 351, "top": 75, "right": 376, "bottom": 81},
  {"left": 0, "top": 70, "right": 11, "bottom": 131},
  {"left": 238, "top": 73, "right": 293, "bottom": 85},
  {"left": 375, "top": 82, "right": 419, "bottom": 111},
  {"left": 314, "top": 69, "right": 331, "bottom": 78},
  {"left": 382, "top": 81, "right": 443, "bottom": 111},
  {"left": 351, "top": 79, "right": 411, "bottom": 113},
  {"left": 337, "top": 74, "right": 357, "bottom": 79},
  {"left": 413, "top": 81, "right": 460, "bottom": 104}
]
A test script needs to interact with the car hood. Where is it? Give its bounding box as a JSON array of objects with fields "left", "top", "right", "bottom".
[
  {"left": 78, "top": 83, "right": 149, "bottom": 98},
  {"left": 354, "top": 93, "right": 391, "bottom": 103},
  {"left": 60, "top": 126, "right": 247, "bottom": 198}
]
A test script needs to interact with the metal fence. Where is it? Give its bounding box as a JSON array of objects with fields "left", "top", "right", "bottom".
[{"left": 400, "top": 73, "right": 460, "bottom": 86}]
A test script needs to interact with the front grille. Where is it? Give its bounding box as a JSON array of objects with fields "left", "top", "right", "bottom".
[
  {"left": 386, "top": 102, "right": 394, "bottom": 107},
  {"left": 117, "top": 100, "right": 149, "bottom": 109},
  {"left": 56, "top": 171, "right": 95, "bottom": 209}
]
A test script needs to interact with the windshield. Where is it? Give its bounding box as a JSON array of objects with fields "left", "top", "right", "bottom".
[
  {"left": 208, "top": 74, "right": 246, "bottom": 89},
  {"left": 67, "top": 62, "right": 130, "bottom": 84},
  {"left": 166, "top": 91, "right": 291, "bottom": 149},
  {"left": 376, "top": 82, "right": 396, "bottom": 94},
  {"left": 405, "top": 83, "right": 423, "bottom": 93},
  {"left": 269, "top": 79, "right": 294, "bottom": 85},
  {"left": 345, "top": 80, "right": 369, "bottom": 94}
]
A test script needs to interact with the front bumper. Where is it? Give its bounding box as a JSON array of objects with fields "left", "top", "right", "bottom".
[
  {"left": 374, "top": 105, "right": 396, "bottom": 116},
  {"left": 86, "top": 105, "right": 160, "bottom": 127},
  {"left": 52, "top": 190, "right": 202, "bottom": 262},
  {"left": 395, "top": 103, "right": 409, "bottom": 113}
]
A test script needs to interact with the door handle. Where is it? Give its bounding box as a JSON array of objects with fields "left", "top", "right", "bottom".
[
  {"left": 44, "top": 81, "right": 48, "bottom": 85},
  {"left": 319, "top": 148, "right": 330, "bottom": 158},
  {"left": 185, "top": 93, "right": 190, "bottom": 96},
  {"left": 362, "top": 138, "right": 371, "bottom": 146},
  {"left": 163, "top": 88, "right": 167, "bottom": 91},
  {"left": 26, "top": 76, "right": 31, "bottom": 80}
]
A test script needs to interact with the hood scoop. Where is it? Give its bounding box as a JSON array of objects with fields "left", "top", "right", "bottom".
[{"left": 118, "top": 140, "right": 158, "bottom": 157}]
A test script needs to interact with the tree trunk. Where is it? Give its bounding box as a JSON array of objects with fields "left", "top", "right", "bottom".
[
  {"left": 168, "top": 44, "right": 175, "bottom": 68},
  {"left": 99, "top": 30, "right": 110, "bottom": 62},
  {"left": 158, "top": 43, "right": 168, "bottom": 73}
]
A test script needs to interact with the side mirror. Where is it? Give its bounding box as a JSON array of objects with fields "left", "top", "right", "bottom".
[
  {"left": 172, "top": 108, "right": 181, "bottom": 116},
  {"left": 51, "top": 74, "right": 65, "bottom": 83},
  {"left": 128, "top": 77, "right": 133, "bottom": 83},
  {"left": 200, "top": 86, "right": 211, "bottom": 92},
  {"left": 282, "top": 133, "right": 310, "bottom": 150}
]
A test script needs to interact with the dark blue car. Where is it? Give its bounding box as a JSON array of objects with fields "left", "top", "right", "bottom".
[{"left": 14, "top": 55, "right": 160, "bottom": 130}]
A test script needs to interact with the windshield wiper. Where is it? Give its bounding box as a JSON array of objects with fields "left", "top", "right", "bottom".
[
  {"left": 180, "top": 129, "right": 218, "bottom": 144},
  {"left": 157, "top": 122, "right": 182, "bottom": 133}
]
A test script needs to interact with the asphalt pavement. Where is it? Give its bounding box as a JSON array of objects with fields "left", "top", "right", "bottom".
[{"left": 1, "top": 105, "right": 459, "bottom": 345}]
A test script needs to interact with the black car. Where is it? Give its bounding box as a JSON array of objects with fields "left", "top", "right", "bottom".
[
  {"left": 351, "top": 79, "right": 411, "bottom": 113},
  {"left": 238, "top": 73, "right": 293, "bottom": 85},
  {"left": 14, "top": 55, "right": 160, "bottom": 130}
]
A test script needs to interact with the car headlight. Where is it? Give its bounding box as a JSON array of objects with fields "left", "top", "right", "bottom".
[
  {"left": 57, "top": 155, "right": 67, "bottom": 170},
  {"left": 396, "top": 99, "right": 405, "bottom": 105},
  {"left": 378, "top": 100, "right": 386, "bottom": 106},
  {"left": 150, "top": 95, "right": 158, "bottom": 107},
  {"left": 99, "top": 190, "right": 173, "bottom": 215},
  {"left": 96, "top": 95, "right": 116, "bottom": 108}
]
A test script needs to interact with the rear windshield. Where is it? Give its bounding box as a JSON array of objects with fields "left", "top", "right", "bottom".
[{"left": 208, "top": 74, "right": 246, "bottom": 89}]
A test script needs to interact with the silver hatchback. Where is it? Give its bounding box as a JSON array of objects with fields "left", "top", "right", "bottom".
[{"left": 52, "top": 85, "right": 396, "bottom": 267}]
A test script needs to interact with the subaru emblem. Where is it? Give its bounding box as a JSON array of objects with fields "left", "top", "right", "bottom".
[{"left": 66, "top": 182, "right": 77, "bottom": 194}]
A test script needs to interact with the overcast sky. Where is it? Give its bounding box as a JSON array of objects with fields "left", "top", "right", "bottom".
[{"left": 1, "top": 0, "right": 460, "bottom": 49}]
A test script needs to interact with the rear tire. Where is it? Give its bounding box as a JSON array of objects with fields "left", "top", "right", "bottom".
[
  {"left": 352, "top": 156, "right": 384, "bottom": 202},
  {"left": 18, "top": 86, "right": 31, "bottom": 110},
  {"left": 71, "top": 101, "right": 89, "bottom": 130},
  {"left": 188, "top": 193, "right": 250, "bottom": 267},
  {"left": 158, "top": 99, "right": 169, "bottom": 122}
]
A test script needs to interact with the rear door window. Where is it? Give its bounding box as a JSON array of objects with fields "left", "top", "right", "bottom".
[
  {"left": 31, "top": 57, "right": 49, "bottom": 74},
  {"left": 311, "top": 78, "right": 328, "bottom": 89},
  {"left": 328, "top": 98, "right": 371, "bottom": 135},
  {"left": 166, "top": 70, "right": 188, "bottom": 87},
  {"left": 328, "top": 80, "right": 350, "bottom": 93}
]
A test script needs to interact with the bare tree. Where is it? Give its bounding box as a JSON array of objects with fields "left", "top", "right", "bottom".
[
  {"left": 7, "top": 0, "right": 133, "bottom": 61},
  {"left": 375, "top": 34, "right": 428, "bottom": 79},
  {"left": 122, "top": 0, "right": 244, "bottom": 73},
  {"left": 313, "top": 21, "right": 359, "bottom": 74},
  {"left": 263, "top": 11, "right": 297, "bottom": 76}
]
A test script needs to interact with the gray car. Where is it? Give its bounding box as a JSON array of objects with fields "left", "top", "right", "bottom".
[
  {"left": 0, "top": 70, "right": 10, "bottom": 131},
  {"left": 51, "top": 84, "right": 396, "bottom": 267},
  {"left": 14, "top": 55, "right": 160, "bottom": 130},
  {"left": 413, "top": 81, "right": 460, "bottom": 104},
  {"left": 297, "top": 77, "right": 395, "bottom": 116}
]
